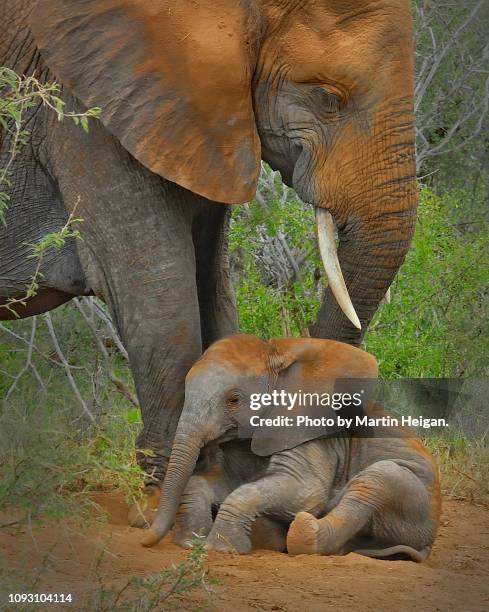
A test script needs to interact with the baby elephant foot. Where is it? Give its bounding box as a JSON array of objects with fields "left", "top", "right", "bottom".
[
  {"left": 205, "top": 526, "right": 251, "bottom": 555},
  {"left": 287, "top": 512, "right": 319, "bottom": 555},
  {"left": 172, "top": 531, "right": 195, "bottom": 549}
]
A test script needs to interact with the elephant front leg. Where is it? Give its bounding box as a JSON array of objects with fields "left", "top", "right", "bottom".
[
  {"left": 193, "top": 204, "right": 238, "bottom": 350},
  {"left": 206, "top": 476, "right": 317, "bottom": 554},
  {"left": 123, "top": 232, "right": 202, "bottom": 484},
  {"left": 172, "top": 474, "right": 228, "bottom": 548}
]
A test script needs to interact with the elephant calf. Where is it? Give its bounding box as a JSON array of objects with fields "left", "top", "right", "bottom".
[{"left": 142, "top": 335, "right": 441, "bottom": 561}]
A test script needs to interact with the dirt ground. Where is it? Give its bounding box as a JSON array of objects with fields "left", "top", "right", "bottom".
[{"left": 1, "top": 492, "right": 488, "bottom": 612}]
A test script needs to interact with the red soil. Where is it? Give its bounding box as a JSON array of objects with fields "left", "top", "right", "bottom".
[{"left": 1, "top": 492, "right": 488, "bottom": 611}]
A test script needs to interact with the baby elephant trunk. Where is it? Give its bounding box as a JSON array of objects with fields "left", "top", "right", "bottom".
[{"left": 140, "top": 433, "right": 201, "bottom": 547}]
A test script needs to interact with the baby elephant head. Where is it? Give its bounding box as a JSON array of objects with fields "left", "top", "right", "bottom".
[{"left": 141, "top": 334, "right": 378, "bottom": 547}]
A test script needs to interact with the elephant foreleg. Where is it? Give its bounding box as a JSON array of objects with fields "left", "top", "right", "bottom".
[
  {"left": 172, "top": 473, "right": 229, "bottom": 548},
  {"left": 206, "top": 475, "right": 324, "bottom": 554},
  {"left": 193, "top": 204, "right": 238, "bottom": 349}
]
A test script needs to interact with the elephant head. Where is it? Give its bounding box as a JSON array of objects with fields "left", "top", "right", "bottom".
[
  {"left": 141, "top": 334, "right": 378, "bottom": 546},
  {"left": 31, "top": 0, "right": 417, "bottom": 345}
]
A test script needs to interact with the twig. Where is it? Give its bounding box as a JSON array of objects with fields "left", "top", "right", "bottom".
[
  {"left": 451, "top": 465, "right": 487, "bottom": 487},
  {"left": 74, "top": 300, "right": 138, "bottom": 407},
  {"left": 0, "top": 322, "right": 84, "bottom": 369},
  {"left": 5, "top": 316, "right": 38, "bottom": 400},
  {"left": 85, "top": 298, "right": 129, "bottom": 361},
  {"left": 43, "top": 312, "right": 96, "bottom": 423}
]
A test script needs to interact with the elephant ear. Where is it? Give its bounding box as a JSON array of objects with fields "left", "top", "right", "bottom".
[
  {"left": 30, "top": 0, "right": 261, "bottom": 203},
  {"left": 251, "top": 338, "right": 378, "bottom": 457}
]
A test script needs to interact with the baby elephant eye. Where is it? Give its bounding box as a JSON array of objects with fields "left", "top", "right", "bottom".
[{"left": 227, "top": 392, "right": 241, "bottom": 407}]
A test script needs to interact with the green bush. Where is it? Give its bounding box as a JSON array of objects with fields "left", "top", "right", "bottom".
[
  {"left": 231, "top": 186, "right": 489, "bottom": 378},
  {"left": 230, "top": 184, "right": 321, "bottom": 338},
  {"left": 365, "top": 188, "right": 489, "bottom": 377}
]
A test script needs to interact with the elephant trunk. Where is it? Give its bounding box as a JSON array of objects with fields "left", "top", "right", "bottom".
[
  {"left": 310, "top": 100, "right": 418, "bottom": 345},
  {"left": 140, "top": 430, "right": 202, "bottom": 547},
  {"left": 311, "top": 206, "right": 416, "bottom": 345}
]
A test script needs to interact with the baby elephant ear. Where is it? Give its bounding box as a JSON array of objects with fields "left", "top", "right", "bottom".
[
  {"left": 249, "top": 356, "right": 338, "bottom": 457},
  {"left": 250, "top": 375, "right": 376, "bottom": 457},
  {"left": 31, "top": 0, "right": 261, "bottom": 203},
  {"left": 250, "top": 339, "right": 379, "bottom": 457}
]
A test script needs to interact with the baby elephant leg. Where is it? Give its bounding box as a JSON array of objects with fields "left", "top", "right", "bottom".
[
  {"left": 206, "top": 475, "right": 321, "bottom": 554},
  {"left": 287, "top": 460, "right": 433, "bottom": 557},
  {"left": 173, "top": 474, "right": 227, "bottom": 548}
]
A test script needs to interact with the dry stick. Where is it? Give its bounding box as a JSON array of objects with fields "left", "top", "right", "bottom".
[
  {"left": 43, "top": 312, "right": 96, "bottom": 423},
  {"left": 0, "top": 517, "right": 28, "bottom": 529},
  {"left": 74, "top": 299, "right": 138, "bottom": 407},
  {"left": 450, "top": 465, "right": 487, "bottom": 487},
  {"left": 86, "top": 298, "right": 129, "bottom": 361},
  {"left": 0, "top": 322, "right": 85, "bottom": 369},
  {"left": 277, "top": 231, "right": 302, "bottom": 284},
  {"left": 414, "top": 0, "right": 486, "bottom": 112},
  {"left": 5, "top": 316, "right": 38, "bottom": 400}
]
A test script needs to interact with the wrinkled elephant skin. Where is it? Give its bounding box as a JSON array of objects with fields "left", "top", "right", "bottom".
[
  {"left": 1, "top": 1, "right": 418, "bottom": 484},
  {"left": 144, "top": 335, "right": 441, "bottom": 561}
]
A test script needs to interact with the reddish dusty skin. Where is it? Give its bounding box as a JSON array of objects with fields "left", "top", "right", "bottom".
[
  {"left": 254, "top": 1, "right": 418, "bottom": 344},
  {"left": 268, "top": 337, "right": 379, "bottom": 380},
  {"left": 143, "top": 335, "right": 440, "bottom": 561},
  {"left": 186, "top": 334, "right": 271, "bottom": 380},
  {"left": 31, "top": 0, "right": 261, "bottom": 204},
  {"left": 187, "top": 335, "right": 378, "bottom": 381},
  {"left": 256, "top": 0, "right": 417, "bottom": 225}
]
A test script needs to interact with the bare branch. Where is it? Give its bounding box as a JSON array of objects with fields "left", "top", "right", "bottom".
[
  {"left": 74, "top": 299, "right": 139, "bottom": 407},
  {"left": 0, "top": 321, "right": 85, "bottom": 369},
  {"left": 5, "top": 317, "right": 39, "bottom": 400},
  {"left": 43, "top": 312, "right": 96, "bottom": 423}
]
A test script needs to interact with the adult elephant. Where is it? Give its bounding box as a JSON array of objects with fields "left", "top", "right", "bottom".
[{"left": 0, "top": 0, "right": 418, "bottom": 485}]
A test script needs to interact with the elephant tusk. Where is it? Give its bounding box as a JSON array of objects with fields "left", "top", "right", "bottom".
[
  {"left": 383, "top": 287, "right": 391, "bottom": 304},
  {"left": 315, "top": 208, "right": 361, "bottom": 330}
]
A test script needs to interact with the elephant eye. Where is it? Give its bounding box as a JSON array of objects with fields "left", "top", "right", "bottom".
[
  {"left": 227, "top": 391, "right": 241, "bottom": 408},
  {"left": 314, "top": 86, "right": 345, "bottom": 112}
]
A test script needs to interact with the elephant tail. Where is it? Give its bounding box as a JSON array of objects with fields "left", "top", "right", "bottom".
[{"left": 353, "top": 544, "right": 432, "bottom": 563}]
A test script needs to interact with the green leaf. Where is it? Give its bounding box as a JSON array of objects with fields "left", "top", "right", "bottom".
[{"left": 124, "top": 409, "right": 141, "bottom": 424}]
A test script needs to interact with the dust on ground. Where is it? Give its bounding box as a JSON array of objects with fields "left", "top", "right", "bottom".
[{"left": 1, "top": 492, "right": 488, "bottom": 611}]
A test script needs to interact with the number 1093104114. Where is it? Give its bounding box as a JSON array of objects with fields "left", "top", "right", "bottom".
[{"left": 8, "top": 593, "right": 73, "bottom": 604}]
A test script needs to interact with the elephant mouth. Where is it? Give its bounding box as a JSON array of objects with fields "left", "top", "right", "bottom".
[{"left": 214, "top": 427, "right": 239, "bottom": 445}]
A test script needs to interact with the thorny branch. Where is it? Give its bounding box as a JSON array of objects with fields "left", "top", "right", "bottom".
[{"left": 414, "top": 0, "right": 489, "bottom": 169}]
